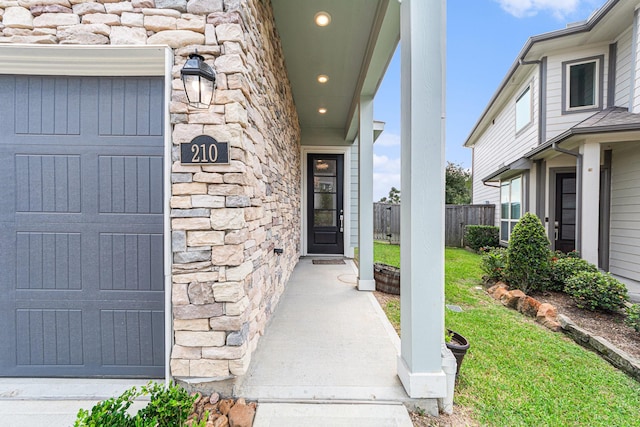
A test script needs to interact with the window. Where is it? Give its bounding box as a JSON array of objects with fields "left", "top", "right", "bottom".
[
  {"left": 500, "top": 176, "right": 522, "bottom": 242},
  {"left": 562, "top": 56, "right": 603, "bottom": 113},
  {"left": 515, "top": 85, "right": 532, "bottom": 132}
]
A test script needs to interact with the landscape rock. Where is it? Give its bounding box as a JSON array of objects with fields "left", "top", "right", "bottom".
[
  {"left": 501, "top": 289, "right": 526, "bottom": 309},
  {"left": 227, "top": 401, "right": 254, "bottom": 427},
  {"left": 517, "top": 296, "right": 541, "bottom": 318},
  {"left": 218, "top": 399, "right": 234, "bottom": 416}
]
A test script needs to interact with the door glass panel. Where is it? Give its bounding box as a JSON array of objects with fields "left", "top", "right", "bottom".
[
  {"left": 314, "top": 177, "right": 336, "bottom": 192},
  {"left": 563, "top": 178, "right": 576, "bottom": 193},
  {"left": 314, "top": 210, "right": 336, "bottom": 227},
  {"left": 562, "top": 194, "right": 576, "bottom": 209},
  {"left": 562, "top": 225, "right": 575, "bottom": 240},
  {"left": 314, "top": 159, "right": 336, "bottom": 176},
  {"left": 314, "top": 193, "right": 336, "bottom": 210}
]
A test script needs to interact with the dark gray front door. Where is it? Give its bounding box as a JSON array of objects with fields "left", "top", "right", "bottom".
[
  {"left": 0, "top": 76, "right": 165, "bottom": 377},
  {"left": 307, "top": 154, "right": 344, "bottom": 254},
  {"left": 555, "top": 172, "right": 577, "bottom": 253}
]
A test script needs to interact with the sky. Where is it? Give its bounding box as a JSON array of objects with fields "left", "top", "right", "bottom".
[{"left": 371, "top": 0, "right": 607, "bottom": 201}]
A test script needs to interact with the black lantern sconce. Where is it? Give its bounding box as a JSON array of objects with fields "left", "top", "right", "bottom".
[{"left": 181, "top": 52, "right": 216, "bottom": 109}]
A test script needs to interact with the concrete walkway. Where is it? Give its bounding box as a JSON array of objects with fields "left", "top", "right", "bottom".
[{"left": 237, "top": 257, "right": 412, "bottom": 425}]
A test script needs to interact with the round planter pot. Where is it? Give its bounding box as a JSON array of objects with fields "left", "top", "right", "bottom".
[
  {"left": 373, "top": 263, "right": 400, "bottom": 295},
  {"left": 446, "top": 329, "right": 470, "bottom": 378}
]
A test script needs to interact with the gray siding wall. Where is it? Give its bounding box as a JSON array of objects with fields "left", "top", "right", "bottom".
[
  {"left": 610, "top": 143, "right": 640, "bottom": 281},
  {"left": 615, "top": 28, "right": 633, "bottom": 108}
]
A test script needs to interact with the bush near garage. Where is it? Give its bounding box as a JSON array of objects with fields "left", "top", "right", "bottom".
[{"left": 565, "top": 271, "right": 628, "bottom": 312}]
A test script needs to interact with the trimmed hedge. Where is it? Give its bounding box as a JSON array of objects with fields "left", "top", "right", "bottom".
[
  {"left": 565, "top": 271, "right": 628, "bottom": 312},
  {"left": 464, "top": 225, "right": 499, "bottom": 251},
  {"left": 506, "top": 213, "right": 551, "bottom": 293},
  {"left": 549, "top": 257, "right": 598, "bottom": 292}
]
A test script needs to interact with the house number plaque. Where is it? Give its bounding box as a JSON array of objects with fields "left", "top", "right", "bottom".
[{"left": 180, "top": 135, "right": 229, "bottom": 165}]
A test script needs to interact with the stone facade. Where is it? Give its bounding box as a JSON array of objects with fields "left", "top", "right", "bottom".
[{"left": 0, "top": 0, "right": 301, "bottom": 379}]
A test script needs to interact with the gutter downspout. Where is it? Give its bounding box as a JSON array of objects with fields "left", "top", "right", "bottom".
[{"left": 551, "top": 142, "right": 583, "bottom": 253}]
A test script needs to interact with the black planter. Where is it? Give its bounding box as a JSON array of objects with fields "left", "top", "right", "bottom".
[{"left": 446, "top": 329, "right": 470, "bottom": 377}]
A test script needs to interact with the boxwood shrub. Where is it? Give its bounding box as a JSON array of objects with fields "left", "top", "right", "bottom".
[
  {"left": 464, "top": 225, "right": 499, "bottom": 251},
  {"left": 549, "top": 257, "right": 598, "bottom": 292},
  {"left": 565, "top": 271, "right": 628, "bottom": 312},
  {"left": 625, "top": 304, "right": 640, "bottom": 332},
  {"left": 506, "top": 213, "right": 551, "bottom": 293},
  {"left": 480, "top": 246, "right": 508, "bottom": 282}
]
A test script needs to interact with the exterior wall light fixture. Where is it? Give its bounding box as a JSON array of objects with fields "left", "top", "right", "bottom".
[{"left": 181, "top": 52, "right": 216, "bottom": 109}]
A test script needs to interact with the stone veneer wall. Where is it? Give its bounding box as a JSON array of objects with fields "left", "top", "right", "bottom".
[{"left": 0, "top": 0, "right": 302, "bottom": 379}]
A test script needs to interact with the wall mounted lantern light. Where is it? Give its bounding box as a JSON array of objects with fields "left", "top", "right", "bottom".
[{"left": 181, "top": 52, "right": 216, "bottom": 109}]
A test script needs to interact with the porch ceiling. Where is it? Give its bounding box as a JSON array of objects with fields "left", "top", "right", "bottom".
[{"left": 272, "top": 0, "right": 399, "bottom": 142}]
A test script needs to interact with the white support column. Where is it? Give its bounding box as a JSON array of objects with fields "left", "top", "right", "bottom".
[
  {"left": 580, "top": 142, "right": 601, "bottom": 264},
  {"left": 358, "top": 96, "right": 375, "bottom": 291},
  {"left": 397, "top": 0, "right": 447, "bottom": 398}
]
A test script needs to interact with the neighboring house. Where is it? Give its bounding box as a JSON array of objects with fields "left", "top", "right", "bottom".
[
  {"left": 465, "top": 0, "right": 640, "bottom": 287},
  {"left": 0, "top": 0, "right": 449, "bottom": 403}
]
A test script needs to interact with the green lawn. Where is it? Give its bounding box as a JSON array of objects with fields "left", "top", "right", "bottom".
[{"left": 374, "top": 244, "right": 640, "bottom": 426}]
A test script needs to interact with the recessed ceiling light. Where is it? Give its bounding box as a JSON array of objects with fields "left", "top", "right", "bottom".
[
  {"left": 314, "top": 12, "right": 331, "bottom": 27},
  {"left": 318, "top": 107, "right": 327, "bottom": 114},
  {"left": 317, "top": 75, "right": 329, "bottom": 84}
]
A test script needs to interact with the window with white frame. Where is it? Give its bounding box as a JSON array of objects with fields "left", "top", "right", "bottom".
[
  {"left": 562, "top": 56, "right": 602, "bottom": 113},
  {"left": 500, "top": 176, "right": 522, "bottom": 242},
  {"left": 515, "top": 85, "right": 532, "bottom": 132}
]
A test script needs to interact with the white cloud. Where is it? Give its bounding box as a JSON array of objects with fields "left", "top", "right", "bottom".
[
  {"left": 495, "top": 0, "right": 580, "bottom": 19},
  {"left": 373, "top": 153, "right": 401, "bottom": 201},
  {"left": 374, "top": 132, "right": 401, "bottom": 147}
]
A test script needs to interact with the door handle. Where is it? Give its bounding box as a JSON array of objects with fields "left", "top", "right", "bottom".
[{"left": 339, "top": 210, "right": 344, "bottom": 233}]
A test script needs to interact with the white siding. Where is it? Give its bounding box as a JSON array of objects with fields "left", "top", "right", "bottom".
[
  {"left": 472, "top": 69, "right": 539, "bottom": 226},
  {"left": 609, "top": 142, "right": 640, "bottom": 281},
  {"left": 615, "top": 27, "right": 633, "bottom": 108},
  {"left": 545, "top": 45, "right": 610, "bottom": 141},
  {"left": 350, "top": 140, "right": 359, "bottom": 251},
  {"left": 633, "top": 14, "right": 640, "bottom": 113}
]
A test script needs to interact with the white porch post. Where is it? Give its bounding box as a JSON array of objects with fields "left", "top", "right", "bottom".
[
  {"left": 397, "top": 0, "right": 447, "bottom": 398},
  {"left": 358, "top": 96, "right": 375, "bottom": 291},
  {"left": 580, "top": 142, "right": 601, "bottom": 264}
]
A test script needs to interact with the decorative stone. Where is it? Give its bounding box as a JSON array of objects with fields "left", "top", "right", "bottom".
[
  {"left": 188, "top": 111, "right": 225, "bottom": 125},
  {"left": 81, "top": 13, "right": 119, "bottom": 25},
  {"left": 227, "top": 398, "right": 255, "bottom": 426},
  {"left": 224, "top": 228, "right": 248, "bottom": 245},
  {"left": 226, "top": 323, "right": 248, "bottom": 346},
  {"left": 176, "top": 14, "right": 204, "bottom": 32},
  {"left": 218, "top": 399, "right": 234, "bottom": 416},
  {"left": 175, "top": 330, "right": 225, "bottom": 347},
  {"left": 144, "top": 14, "right": 176, "bottom": 32},
  {"left": 225, "top": 102, "right": 248, "bottom": 125},
  {"left": 188, "top": 281, "right": 215, "bottom": 304},
  {"left": 172, "top": 123, "right": 203, "bottom": 143},
  {"left": 141, "top": 6, "right": 180, "bottom": 17},
  {"left": 172, "top": 344, "right": 201, "bottom": 359},
  {"left": 225, "top": 261, "right": 252, "bottom": 281},
  {"left": 226, "top": 195, "right": 250, "bottom": 208},
  {"left": 132, "top": 0, "right": 154, "bottom": 7},
  {"left": 206, "top": 11, "right": 241, "bottom": 26},
  {"left": 173, "top": 318, "right": 210, "bottom": 331},
  {"left": 171, "top": 359, "right": 190, "bottom": 377},
  {"left": 172, "top": 230, "right": 187, "bottom": 252},
  {"left": 173, "top": 271, "right": 219, "bottom": 284},
  {"left": 110, "top": 26, "right": 147, "bottom": 44},
  {"left": 190, "top": 359, "right": 229, "bottom": 377},
  {"left": 174, "top": 250, "right": 211, "bottom": 264},
  {"left": 228, "top": 352, "right": 251, "bottom": 377},
  {"left": 173, "top": 182, "right": 208, "bottom": 195},
  {"left": 104, "top": 1, "right": 133, "bottom": 14},
  {"left": 201, "top": 343, "right": 245, "bottom": 360},
  {"left": 186, "top": 0, "right": 221, "bottom": 14},
  {"left": 225, "top": 295, "right": 249, "bottom": 316},
  {"left": 207, "top": 184, "right": 244, "bottom": 196},
  {"left": 222, "top": 0, "right": 240, "bottom": 12},
  {"left": 173, "top": 303, "right": 223, "bottom": 320},
  {"left": 171, "top": 208, "right": 210, "bottom": 218},
  {"left": 192, "top": 194, "right": 225, "bottom": 208},
  {"left": 210, "top": 208, "right": 245, "bottom": 230},
  {"left": 30, "top": 4, "right": 72, "bottom": 16},
  {"left": 172, "top": 283, "right": 190, "bottom": 305},
  {"left": 147, "top": 29, "right": 205, "bottom": 47},
  {"left": 209, "top": 315, "right": 244, "bottom": 331},
  {"left": 18, "top": 0, "right": 70, "bottom": 6},
  {"left": 121, "top": 11, "right": 143, "bottom": 27},
  {"left": 58, "top": 23, "right": 110, "bottom": 36},
  {"left": 501, "top": 289, "right": 526, "bottom": 309},
  {"left": 215, "top": 23, "right": 242, "bottom": 43},
  {"left": 211, "top": 244, "right": 244, "bottom": 266},
  {"left": 214, "top": 54, "right": 244, "bottom": 73},
  {"left": 517, "top": 296, "right": 541, "bottom": 318},
  {"left": 204, "top": 23, "right": 216, "bottom": 45},
  {"left": 59, "top": 31, "right": 108, "bottom": 44},
  {"left": 213, "top": 282, "right": 244, "bottom": 303},
  {"left": 155, "top": 0, "right": 186, "bottom": 12},
  {"left": 3, "top": 7, "right": 33, "bottom": 29},
  {"left": 172, "top": 217, "right": 211, "bottom": 230},
  {"left": 187, "top": 230, "right": 225, "bottom": 246},
  {"left": 72, "top": 2, "right": 105, "bottom": 15}
]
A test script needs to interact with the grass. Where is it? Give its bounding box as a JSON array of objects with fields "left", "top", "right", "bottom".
[
  {"left": 374, "top": 244, "right": 640, "bottom": 426},
  {"left": 373, "top": 241, "right": 400, "bottom": 268}
]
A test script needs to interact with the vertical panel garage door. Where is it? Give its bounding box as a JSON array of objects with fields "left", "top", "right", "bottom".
[{"left": 0, "top": 76, "right": 165, "bottom": 377}]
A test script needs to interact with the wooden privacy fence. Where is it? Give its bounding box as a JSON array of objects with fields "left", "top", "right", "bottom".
[{"left": 373, "top": 203, "right": 495, "bottom": 247}]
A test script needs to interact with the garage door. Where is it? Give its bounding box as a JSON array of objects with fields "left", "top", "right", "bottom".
[{"left": 0, "top": 76, "right": 165, "bottom": 377}]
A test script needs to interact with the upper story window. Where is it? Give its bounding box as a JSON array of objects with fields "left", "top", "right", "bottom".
[
  {"left": 515, "top": 85, "right": 532, "bottom": 132},
  {"left": 562, "top": 55, "right": 604, "bottom": 114},
  {"left": 500, "top": 176, "right": 522, "bottom": 242}
]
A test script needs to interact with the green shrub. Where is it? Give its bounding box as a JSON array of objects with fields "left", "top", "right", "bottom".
[
  {"left": 565, "top": 271, "right": 628, "bottom": 312},
  {"left": 625, "top": 304, "right": 640, "bottom": 332},
  {"left": 553, "top": 249, "right": 580, "bottom": 260},
  {"left": 506, "top": 213, "right": 551, "bottom": 293},
  {"left": 75, "top": 382, "right": 195, "bottom": 427},
  {"left": 549, "top": 257, "right": 598, "bottom": 291},
  {"left": 464, "top": 225, "right": 499, "bottom": 251},
  {"left": 480, "top": 247, "right": 507, "bottom": 282}
]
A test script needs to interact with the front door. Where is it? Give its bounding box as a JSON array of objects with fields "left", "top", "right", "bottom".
[
  {"left": 307, "top": 154, "right": 344, "bottom": 254},
  {"left": 555, "top": 172, "right": 577, "bottom": 253}
]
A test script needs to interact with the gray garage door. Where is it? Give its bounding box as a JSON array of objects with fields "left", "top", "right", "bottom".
[{"left": 0, "top": 76, "right": 165, "bottom": 377}]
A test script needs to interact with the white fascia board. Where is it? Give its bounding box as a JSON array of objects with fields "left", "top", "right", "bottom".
[{"left": 0, "top": 44, "right": 168, "bottom": 76}]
